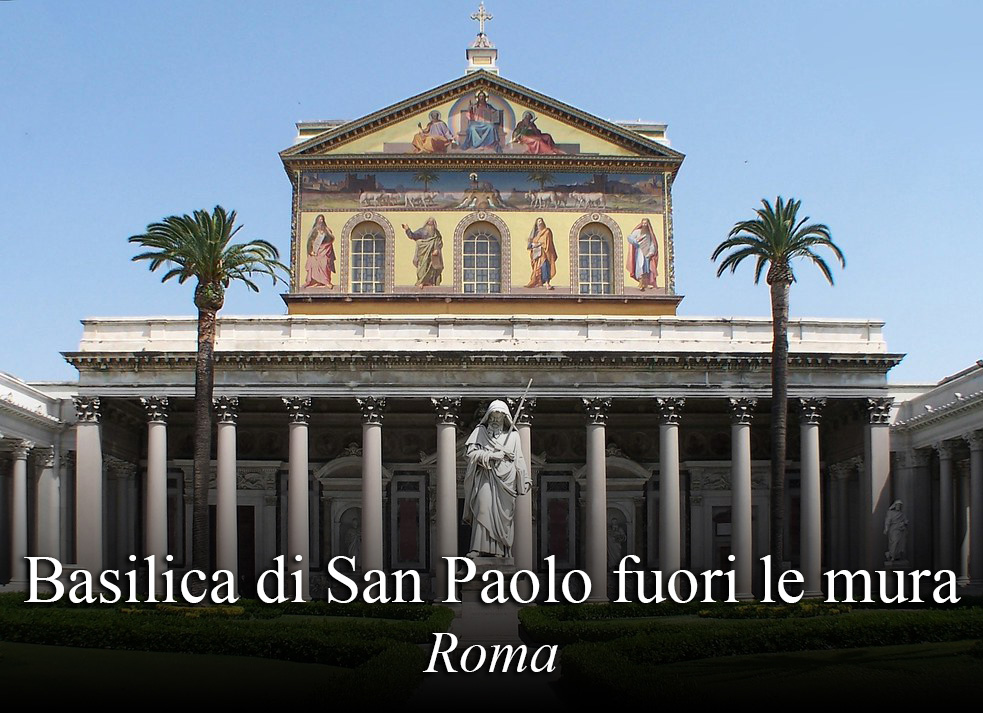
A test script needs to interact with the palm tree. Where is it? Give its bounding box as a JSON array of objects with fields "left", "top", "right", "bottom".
[
  {"left": 711, "top": 196, "right": 844, "bottom": 567},
  {"left": 527, "top": 171, "right": 554, "bottom": 191},
  {"left": 413, "top": 170, "right": 439, "bottom": 192},
  {"left": 129, "top": 206, "right": 288, "bottom": 588}
]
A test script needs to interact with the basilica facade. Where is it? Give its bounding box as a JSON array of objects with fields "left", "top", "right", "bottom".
[{"left": 5, "top": 29, "right": 976, "bottom": 602}]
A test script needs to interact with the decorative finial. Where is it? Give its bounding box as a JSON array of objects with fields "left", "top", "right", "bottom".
[
  {"left": 465, "top": 3, "right": 499, "bottom": 74},
  {"left": 471, "top": 2, "right": 493, "bottom": 35}
]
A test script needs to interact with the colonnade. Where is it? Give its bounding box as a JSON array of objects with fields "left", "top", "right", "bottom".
[
  {"left": 19, "top": 392, "right": 976, "bottom": 600},
  {"left": 893, "top": 432, "right": 983, "bottom": 585}
]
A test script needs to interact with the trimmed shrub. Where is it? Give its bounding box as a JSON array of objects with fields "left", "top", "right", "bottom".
[{"left": 560, "top": 608, "right": 983, "bottom": 697}]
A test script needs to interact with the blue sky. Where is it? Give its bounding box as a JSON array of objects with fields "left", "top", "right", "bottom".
[{"left": 1, "top": 1, "right": 980, "bottom": 383}]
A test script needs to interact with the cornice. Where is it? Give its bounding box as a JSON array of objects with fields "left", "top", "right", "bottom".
[
  {"left": 281, "top": 292, "right": 683, "bottom": 307},
  {"left": 63, "top": 350, "right": 904, "bottom": 372},
  {"left": 892, "top": 389, "right": 983, "bottom": 432},
  {"left": 0, "top": 396, "right": 63, "bottom": 430},
  {"left": 282, "top": 154, "right": 680, "bottom": 173}
]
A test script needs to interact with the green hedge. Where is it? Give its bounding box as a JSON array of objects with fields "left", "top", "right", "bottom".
[
  {"left": 0, "top": 594, "right": 453, "bottom": 663},
  {"left": 697, "top": 601, "right": 852, "bottom": 618},
  {"left": 560, "top": 608, "right": 983, "bottom": 697},
  {"left": 520, "top": 601, "right": 724, "bottom": 644}
]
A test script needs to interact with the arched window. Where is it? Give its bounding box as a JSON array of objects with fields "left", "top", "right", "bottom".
[
  {"left": 462, "top": 222, "right": 502, "bottom": 294},
  {"left": 350, "top": 221, "right": 386, "bottom": 293},
  {"left": 577, "top": 223, "right": 613, "bottom": 294}
]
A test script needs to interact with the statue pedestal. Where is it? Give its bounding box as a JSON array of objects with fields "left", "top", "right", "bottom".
[
  {"left": 453, "top": 556, "right": 521, "bottom": 644},
  {"left": 883, "top": 559, "right": 909, "bottom": 600}
]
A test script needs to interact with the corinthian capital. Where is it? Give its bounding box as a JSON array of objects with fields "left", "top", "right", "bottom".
[
  {"left": 213, "top": 396, "right": 239, "bottom": 424},
  {"left": 432, "top": 397, "right": 461, "bottom": 426},
  {"left": 964, "top": 430, "right": 983, "bottom": 451},
  {"left": 729, "top": 397, "right": 757, "bottom": 425},
  {"left": 507, "top": 397, "right": 537, "bottom": 426},
  {"left": 35, "top": 447, "right": 56, "bottom": 469},
  {"left": 73, "top": 396, "right": 101, "bottom": 423},
  {"left": 357, "top": 397, "right": 386, "bottom": 425},
  {"left": 583, "top": 398, "right": 611, "bottom": 425},
  {"left": 140, "top": 396, "right": 169, "bottom": 423},
  {"left": 11, "top": 439, "right": 34, "bottom": 461},
  {"left": 799, "top": 397, "right": 826, "bottom": 426},
  {"left": 934, "top": 440, "right": 957, "bottom": 460},
  {"left": 866, "top": 397, "right": 893, "bottom": 425},
  {"left": 283, "top": 397, "right": 312, "bottom": 424},
  {"left": 656, "top": 397, "right": 685, "bottom": 426}
]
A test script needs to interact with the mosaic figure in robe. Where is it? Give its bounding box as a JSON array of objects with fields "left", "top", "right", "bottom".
[
  {"left": 626, "top": 218, "right": 659, "bottom": 290},
  {"left": 304, "top": 214, "right": 336, "bottom": 288},
  {"left": 459, "top": 92, "right": 501, "bottom": 152},
  {"left": 512, "top": 111, "right": 563, "bottom": 154},
  {"left": 402, "top": 218, "right": 444, "bottom": 287},
  {"left": 412, "top": 110, "right": 456, "bottom": 153},
  {"left": 525, "top": 217, "right": 558, "bottom": 289}
]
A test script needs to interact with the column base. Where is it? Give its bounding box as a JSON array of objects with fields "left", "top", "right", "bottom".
[
  {"left": 802, "top": 590, "right": 825, "bottom": 600},
  {"left": 736, "top": 592, "right": 756, "bottom": 602}
]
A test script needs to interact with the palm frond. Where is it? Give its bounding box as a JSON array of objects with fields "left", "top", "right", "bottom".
[
  {"left": 712, "top": 195, "right": 845, "bottom": 287},
  {"left": 129, "top": 205, "right": 290, "bottom": 300}
]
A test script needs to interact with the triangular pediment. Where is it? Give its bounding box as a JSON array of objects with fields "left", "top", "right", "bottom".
[{"left": 281, "top": 71, "right": 684, "bottom": 163}]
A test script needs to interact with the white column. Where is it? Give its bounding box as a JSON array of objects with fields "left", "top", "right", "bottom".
[
  {"left": 957, "top": 463, "right": 971, "bottom": 585},
  {"left": 799, "top": 398, "right": 825, "bottom": 598},
  {"left": 141, "top": 396, "right": 169, "bottom": 588},
  {"left": 36, "top": 447, "right": 60, "bottom": 559},
  {"left": 357, "top": 397, "right": 386, "bottom": 573},
  {"left": 510, "top": 397, "right": 536, "bottom": 575},
  {"left": 936, "top": 441, "right": 955, "bottom": 571},
  {"left": 965, "top": 432, "right": 983, "bottom": 585},
  {"left": 283, "top": 397, "right": 311, "bottom": 601},
  {"left": 214, "top": 397, "right": 239, "bottom": 594},
  {"left": 583, "top": 398, "right": 610, "bottom": 603},
  {"left": 864, "top": 398, "right": 893, "bottom": 571},
  {"left": 729, "top": 398, "right": 756, "bottom": 600},
  {"left": 657, "top": 397, "right": 685, "bottom": 573},
  {"left": 9, "top": 440, "right": 34, "bottom": 586},
  {"left": 432, "top": 397, "right": 460, "bottom": 601},
  {"left": 74, "top": 396, "right": 103, "bottom": 574}
]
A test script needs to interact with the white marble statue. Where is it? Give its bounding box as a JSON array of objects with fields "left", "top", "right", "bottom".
[
  {"left": 607, "top": 518, "right": 626, "bottom": 565},
  {"left": 463, "top": 400, "right": 530, "bottom": 558},
  {"left": 344, "top": 515, "right": 362, "bottom": 569},
  {"left": 883, "top": 499, "right": 909, "bottom": 562}
]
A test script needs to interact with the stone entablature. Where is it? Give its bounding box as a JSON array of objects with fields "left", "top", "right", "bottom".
[
  {"left": 70, "top": 315, "right": 893, "bottom": 357},
  {"left": 892, "top": 363, "right": 983, "bottom": 450}
]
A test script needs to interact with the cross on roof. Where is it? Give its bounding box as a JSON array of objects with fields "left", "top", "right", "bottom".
[{"left": 471, "top": 2, "right": 492, "bottom": 35}]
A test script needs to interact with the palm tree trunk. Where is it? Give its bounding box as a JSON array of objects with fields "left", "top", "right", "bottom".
[
  {"left": 769, "top": 280, "right": 791, "bottom": 568},
  {"left": 192, "top": 306, "right": 217, "bottom": 589}
]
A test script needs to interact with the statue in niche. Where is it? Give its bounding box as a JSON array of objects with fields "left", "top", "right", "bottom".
[
  {"left": 607, "top": 517, "right": 626, "bottom": 566},
  {"left": 883, "top": 500, "right": 909, "bottom": 562},
  {"left": 462, "top": 400, "right": 530, "bottom": 558},
  {"left": 343, "top": 513, "right": 362, "bottom": 569}
]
